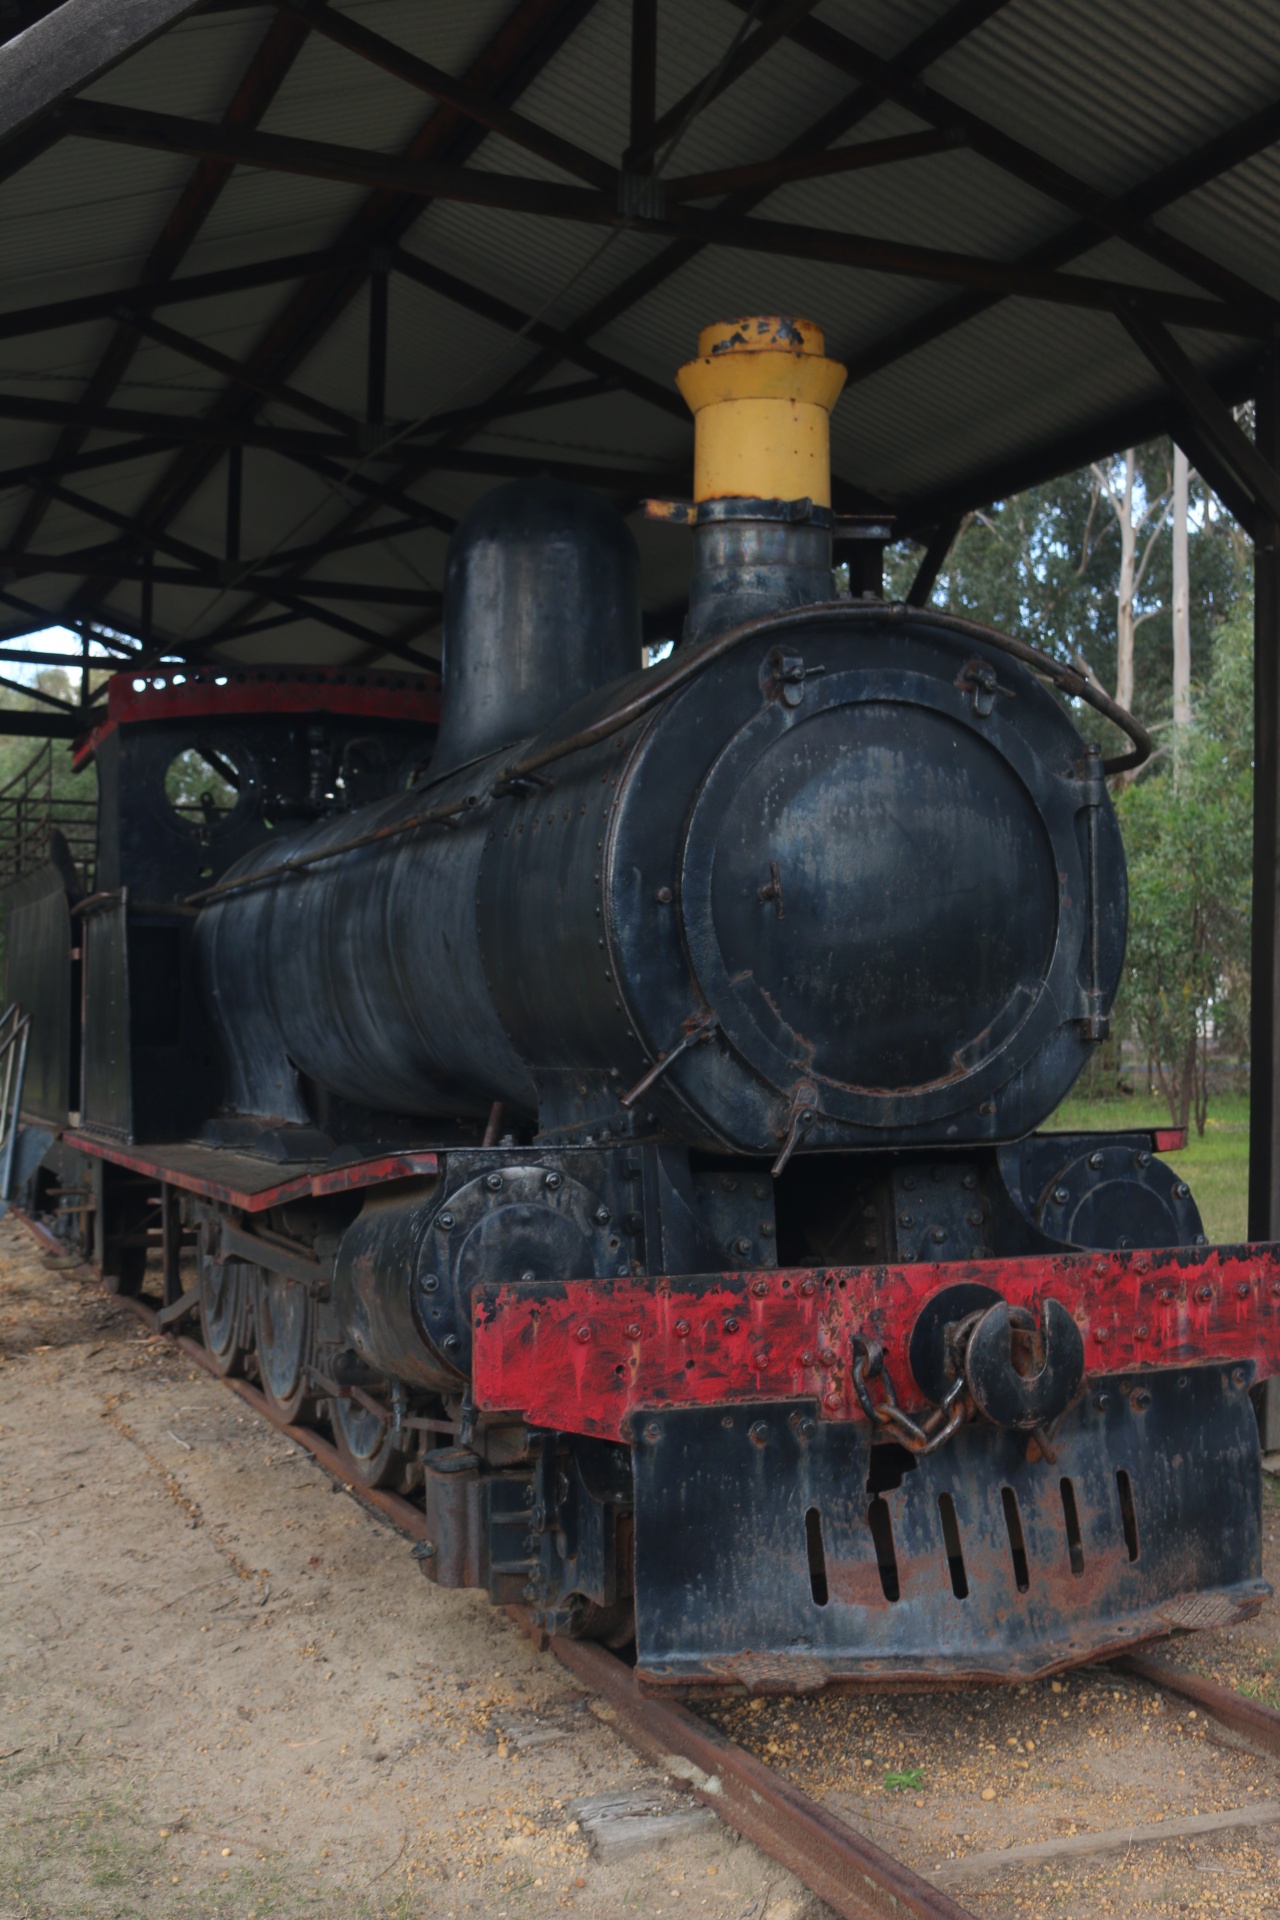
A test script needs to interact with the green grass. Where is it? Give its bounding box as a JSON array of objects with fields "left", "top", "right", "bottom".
[{"left": 1048, "top": 1089, "right": 1250, "bottom": 1243}]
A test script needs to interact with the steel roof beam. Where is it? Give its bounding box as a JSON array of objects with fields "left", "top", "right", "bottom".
[
  {"left": 1118, "top": 309, "right": 1280, "bottom": 532},
  {"left": 390, "top": 248, "right": 687, "bottom": 422},
  {"left": 216, "top": 0, "right": 1014, "bottom": 627},
  {"left": 127, "top": 300, "right": 625, "bottom": 442},
  {"left": 0, "top": 548, "right": 442, "bottom": 603},
  {"left": 60, "top": 103, "right": 1260, "bottom": 335},
  {"left": 625, "top": 0, "right": 656, "bottom": 165},
  {"left": 743, "top": 2, "right": 1278, "bottom": 320},
  {"left": 623, "top": 0, "right": 828, "bottom": 172},
  {"left": 278, "top": 0, "right": 617, "bottom": 191},
  {"left": 842, "top": 88, "right": 1280, "bottom": 391},
  {"left": 0, "top": 243, "right": 369, "bottom": 346},
  {"left": 893, "top": 348, "right": 1257, "bottom": 537},
  {"left": 905, "top": 518, "right": 962, "bottom": 608},
  {"left": 123, "top": 309, "right": 354, "bottom": 432},
  {"left": 0, "top": 390, "right": 689, "bottom": 490},
  {"left": 56, "top": 0, "right": 604, "bottom": 650},
  {"left": 0, "top": 0, "right": 203, "bottom": 146},
  {"left": 664, "top": 128, "right": 964, "bottom": 201},
  {"left": 10, "top": 11, "right": 311, "bottom": 552}
]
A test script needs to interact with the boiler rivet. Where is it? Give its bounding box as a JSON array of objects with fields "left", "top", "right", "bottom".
[
  {"left": 801, "top": 1350, "right": 814, "bottom": 1368},
  {"left": 1135, "top": 1151, "right": 1152, "bottom": 1169},
  {"left": 544, "top": 1172, "right": 562, "bottom": 1190},
  {"left": 1159, "top": 1287, "right": 1174, "bottom": 1304},
  {"left": 800, "top": 1278, "right": 816, "bottom": 1296},
  {"left": 438, "top": 1211, "right": 454, "bottom": 1229},
  {"left": 825, "top": 1391, "right": 841, "bottom": 1409},
  {"left": 575, "top": 1324, "right": 591, "bottom": 1344},
  {"left": 733, "top": 1237, "right": 752, "bottom": 1257},
  {"left": 675, "top": 1319, "right": 690, "bottom": 1337},
  {"left": 644, "top": 1422, "right": 660, "bottom": 1443},
  {"left": 594, "top": 1206, "right": 611, "bottom": 1225},
  {"left": 930, "top": 1226, "right": 946, "bottom": 1244},
  {"left": 625, "top": 1322, "right": 641, "bottom": 1339},
  {"left": 1053, "top": 1186, "right": 1070, "bottom": 1205},
  {"left": 485, "top": 1172, "right": 503, "bottom": 1191},
  {"left": 723, "top": 1316, "right": 740, "bottom": 1334},
  {"left": 1095, "top": 1392, "right": 1110, "bottom": 1410},
  {"left": 1238, "top": 1281, "right": 1252, "bottom": 1298},
  {"left": 1196, "top": 1285, "right": 1213, "bottom": 1303},
  {"left": 655, "top": 885, "right": 673, "bottom": 904},
  {"left": 752, "top": 1280, "right": 768, "bottom": 1297},
  {"left": 749, "top": 1421, "right": 770, "bottom": 1448},
  {"left": 1088, "top": 1151, "right": 1104, "bottom": 1170},
  {"left": 421, "top": 1274, "right": 439, "bottom": 1294},
  {"left": 1174, "top": 1182, "right": 1190, "bottom": 1199},
  {"left": 442, "top": 1334, "right": 460, "bottom": 1353}
]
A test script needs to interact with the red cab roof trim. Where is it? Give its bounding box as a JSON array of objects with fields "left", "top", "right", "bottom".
[{"left": 74, "top": 664, "right": 441, "bottom": 767}]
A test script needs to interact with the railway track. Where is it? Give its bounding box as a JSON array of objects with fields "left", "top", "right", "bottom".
[{"left": 26, "top": 1211, "right": 1280, "bottom": 1920}]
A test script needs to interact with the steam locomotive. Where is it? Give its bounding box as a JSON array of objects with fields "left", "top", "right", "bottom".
[{"left": 7, "top": 315, "right": 1280, "bottom": 1690}]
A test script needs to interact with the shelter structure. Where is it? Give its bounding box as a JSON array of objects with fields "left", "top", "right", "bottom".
[{"left": 0, "top": 0, "right": 1278, "bottom": 1229}]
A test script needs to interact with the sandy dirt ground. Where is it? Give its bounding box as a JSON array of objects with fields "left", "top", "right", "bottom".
[
  {"left": 9, "top": 1206, "right": 1280, "bottom": 1920},
  {"left": 0, "top": 1216, "right": 820, "bottom": 1920}
]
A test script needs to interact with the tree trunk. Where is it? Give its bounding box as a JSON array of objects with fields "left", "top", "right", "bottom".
[
  {"left": 1177, "top": 1028, "right": 1196, "bottom": 1134},
  {"left": 1116, "top": 448, "right": 1137, "bottom": 714},
  {"left": 1172, "top": 443, "right": 1191, "bottom": 732}
]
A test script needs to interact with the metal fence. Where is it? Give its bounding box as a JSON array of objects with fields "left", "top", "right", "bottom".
[{"left": 0, "top": 738, "right": 96, "bottom": 892}]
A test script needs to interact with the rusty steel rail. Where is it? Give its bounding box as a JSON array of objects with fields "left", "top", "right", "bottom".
[
  {"left": 28, "top": 1219, "right": 981, "bottom": 1920},
  {"left": 511, "top": 1614, "right": 977, "bottom": 1920},
  {"left": 1117, "top": 1652, "right": 1280, "bottom": 1763}
]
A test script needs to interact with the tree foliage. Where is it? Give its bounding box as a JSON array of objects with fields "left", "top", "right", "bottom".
[
  {"left": 1115, "top": 603, "right": 1253, "bottom": 1132},
  {"left": 889, "top": 438, "right": 1255, "bottom": 1129}
]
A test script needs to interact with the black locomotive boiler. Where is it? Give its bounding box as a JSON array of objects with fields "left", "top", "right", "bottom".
[{"left": 7, "top": 315, "right": 1280, "bottom": 1690}]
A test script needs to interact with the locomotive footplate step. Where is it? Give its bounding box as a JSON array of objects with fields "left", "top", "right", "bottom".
[{"left": 632, "top": 1365, "right": 1268, "bottom": 1690}]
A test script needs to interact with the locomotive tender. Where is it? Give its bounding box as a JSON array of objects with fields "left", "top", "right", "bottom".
[{"left": 7, "top": 314, "right": 1280, "bottom": 1690}]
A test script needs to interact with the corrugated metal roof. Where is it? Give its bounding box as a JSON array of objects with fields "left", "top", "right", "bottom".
[{"left": 0, "top": 0, "right": 1270, "bottom": 686}]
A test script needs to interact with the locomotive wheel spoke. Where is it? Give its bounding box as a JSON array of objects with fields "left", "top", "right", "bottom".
[{"left": 252, "top": 1264, "right": 315, "bottom": 1424}]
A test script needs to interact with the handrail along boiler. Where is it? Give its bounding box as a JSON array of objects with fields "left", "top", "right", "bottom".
[{"left": 7, "top": 315, "right": 1280, "bottom": 1689}]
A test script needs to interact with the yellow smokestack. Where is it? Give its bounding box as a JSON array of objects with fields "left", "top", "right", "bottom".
[{"left": 676, "top": 316, "right": 846, "bottom": 508}]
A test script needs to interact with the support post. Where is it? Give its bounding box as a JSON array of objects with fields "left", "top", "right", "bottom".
[
  {"left": 627, "top": 0, "right": 657, "bottom": 163},
  {"left": 1250, "top": 349, "right": 1280, "bottom": 1453},
  {"left": 160, "top": 1180, "right": 182, "bottom": 1311},
  {"left": 1251, "top": 347, "right": 1280, "bottom": 1248},
  {"left": 225, "top": 443, "right": 242, "bottom": 565},
  {"left": 906, "top": 515, "right": 961, "bottom": 606},
  {"left": 367, "top": 258, "right": 389, "bottom": 430}
]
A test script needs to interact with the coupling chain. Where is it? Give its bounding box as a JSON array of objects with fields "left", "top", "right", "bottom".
[{"left": 851, "top": 1335, "right": 967, "bottom": 1456}]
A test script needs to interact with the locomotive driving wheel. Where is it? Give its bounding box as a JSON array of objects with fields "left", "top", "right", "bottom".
[
  {"left": 330, "top": 1390, "right": 415, "bottom": 1492},
  {"left": 196, "top": 1225, "right": 253, "bottom": 1377},
  {"left": 252, "top": 1265, "right": 315, "bottom": 1424}
]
